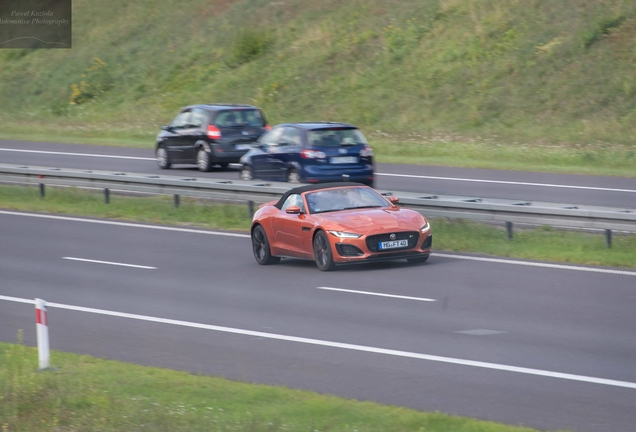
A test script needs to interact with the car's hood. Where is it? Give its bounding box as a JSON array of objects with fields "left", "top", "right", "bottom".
[{"left": 316, "top": 207, "right": 424, "bottom": 233}]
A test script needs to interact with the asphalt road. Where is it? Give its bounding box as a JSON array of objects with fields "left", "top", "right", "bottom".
[
  {"left": 1, "top": 140, "right": 635, "bottom": 209},
  {"left": 1, "top": 210, "right": 635, "bottom": 432}
]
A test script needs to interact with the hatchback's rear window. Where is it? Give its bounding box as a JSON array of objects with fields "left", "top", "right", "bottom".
[
  {"left": 308, "top": 128, "right": 368, "bottom": 147},
  {"left": 215, "top": 110, "right": 265, "bottom": 127}
]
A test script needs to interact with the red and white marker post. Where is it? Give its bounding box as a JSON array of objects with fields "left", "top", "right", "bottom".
[{"left": 35, "top": 298, "right": 50, "bottom": 370}]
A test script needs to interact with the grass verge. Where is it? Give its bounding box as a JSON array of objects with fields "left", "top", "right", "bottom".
[
  {"left": 1, "top": 184, "right": 635, "bottom": 270},
  {"left": 0, "top": 340, "right": 546, "bottom": 432}
]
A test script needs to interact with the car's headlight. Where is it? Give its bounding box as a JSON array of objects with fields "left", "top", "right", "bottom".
[
  {"left": 328, "top": 230, "right": 362, "bottom": 238},
  {"left": 420, "top": 221, "right": 430, "bottom": 232}
]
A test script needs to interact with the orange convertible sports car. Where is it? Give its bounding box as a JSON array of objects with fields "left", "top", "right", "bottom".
[{"left": 251, "top": 183, "right": 432, "bottom": 271}]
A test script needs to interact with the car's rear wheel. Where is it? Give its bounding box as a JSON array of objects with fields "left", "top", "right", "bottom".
[
  {"left": 156, "top": 148, "right": 171, "bottom": 169},
  {"left": 313, "top": 231, "right": 336, "bottom": 271},
  {"left": 197, "top": 149, "right": 213, "bottom": 172},
  {"left": 287, "top": 168, "right": 301, "bottom": 184},
  {"left": 252, "top": 225, "right": 280, "bottom": 265},
  {"left": 240, "top": 165, "right": 254, "bottom": 181},
  {"left": 407, "top": 255, "right": 429, "bottom": 264}
]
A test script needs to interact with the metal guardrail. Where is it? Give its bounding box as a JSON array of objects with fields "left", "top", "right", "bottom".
[{"left": 1, "top": 164, "right": 635, "bottom": 235}]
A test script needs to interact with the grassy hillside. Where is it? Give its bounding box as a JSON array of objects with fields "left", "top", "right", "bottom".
[{"left": 1, "top": 0, "right": 636, "bottom": 160}]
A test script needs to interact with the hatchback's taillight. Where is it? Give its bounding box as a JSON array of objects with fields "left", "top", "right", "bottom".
[
  {"left": 265, "top": 125, "right": 272, "bottom": 130},
  {"left": 207, "top": 125, "right": 222, "bottom": 139},
  {"left": 301, "top": 149, "right": 326, "bottom": 159},
  {"left": 359, "top": 147, "right": 374, "bottom": 157}
]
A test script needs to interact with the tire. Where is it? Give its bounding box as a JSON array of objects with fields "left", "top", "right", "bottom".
[
  {"left": 197, "top": 148, "right": 213, "bottom": 172},
  {"left": 252, "top": 225, "right": 280, "bottom": 265},
  {"left": 407, "top": 255, "right": 429, "bottom": 264},
  {"left": 313, "top": 231, "right": 336, "bottom": 271},
  {"left": 287, "top": 168, "right": 301, "bottom": 184},
  {"left": 156, "top": 148, "right": 171, "bottom": 169},
  {"left": 240, "top": 165, "right": 254, "bottom": 181}
]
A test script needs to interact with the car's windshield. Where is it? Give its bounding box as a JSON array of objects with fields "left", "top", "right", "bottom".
[
  {"left": 307, "top": 128, "right": 367, "bottom": 147},
  {"left": 215, "top": 109, "right": 265, "bottom": 127},
  {"left": 305, "top": 187, "right": 389, "bottom": 214}
]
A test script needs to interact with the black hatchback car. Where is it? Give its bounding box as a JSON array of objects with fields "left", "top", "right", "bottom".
[
  {"left": 155, "top": 104, "right": 270, "bottom": 171},
  {"left": 238, "top": 122, "right": 375, "bottom": 186}
]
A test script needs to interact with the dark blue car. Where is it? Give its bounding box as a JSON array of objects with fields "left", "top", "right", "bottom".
[{"left": 238, "top": 122, "right": 375, "bottom": 187}]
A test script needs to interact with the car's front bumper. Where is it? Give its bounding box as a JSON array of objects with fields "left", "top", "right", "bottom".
[{"left": 330, "top": 231, "right": 432, "bottom": 264}]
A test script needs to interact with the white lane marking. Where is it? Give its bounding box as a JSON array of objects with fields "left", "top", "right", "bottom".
[
  {"left": 318, "top": 286, "right": 436, "bottom": 302},
  {"left": 0, "top": 148, "right": 154, "bottom": 161},
  {"left": 1, "top": 294, "right": 635, "bottom": 390},
  {"left": 0, "top": 211, "right": 251, "bottom": 238},
  {"left": 1, "top": 211, "right": 635, "bottom": 276},
  {"left": 433, "top": 253, "right": 636, "bottom": 277},
  {"left": 62, "top": 257, "right": 156, "bottom": 269},
  {"left": 377, "top": 173, "right": 636, "bottom": 194}
]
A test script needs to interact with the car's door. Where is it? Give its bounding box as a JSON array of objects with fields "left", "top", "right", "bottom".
[
  {"left": 269, "top": 126, "right": 303, "bottom": 180},
  {"left": 182, "top": 108, "right": 208, "bottom": 161},
  {"left": 272, "top": 194, "right": 312, "bottom": 255},
  {"left": 251, "top": 127, "right": 284, "bottom": 179},
  {"left": 164, "top": 110, "right": 193, "bottom": 162}
]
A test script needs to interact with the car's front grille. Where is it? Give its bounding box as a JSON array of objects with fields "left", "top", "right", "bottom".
[{"left": 366, "top": 231, "right": 419, "bottom": 252}]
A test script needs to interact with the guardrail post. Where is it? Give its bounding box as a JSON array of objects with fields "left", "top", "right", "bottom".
[
  {"left": 39, "top": 183, "right": 45, "bottom": 198},
  {"left": 506, "top": 221, "right": 513, "bottom": 239},
  {"left": 248, "top": 200, "right": 254, "bottom": 217},
  {"left": 605, "top": 229, "right": 612, "bottom": 248},
  {"left": 174, "top": 194, "right": 180, "bottom": 208},
  {"left": 35, "top": 298, "right": 50, "bottom": 370},
  {"left": 104, "top": 188, "right": 110, "bottom": 204}
]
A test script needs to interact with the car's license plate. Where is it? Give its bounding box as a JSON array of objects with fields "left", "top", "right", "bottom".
[
  {"left": 378, "top": 239, "right": 408, "bottom": 250},
  {"left": 235, "top": 144, "right": 253, "bottom": 150},
  {"left": 329, "top": 156, "right": 358, "bottom": 164}
]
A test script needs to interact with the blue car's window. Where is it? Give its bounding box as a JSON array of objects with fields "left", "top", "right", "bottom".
[
  {"left": 281, "top": 127, "right": 303, "bottom": 146},
  {"left": 308, "top": 128, "right": 367, "bottom": 148},
  {"left": 305, "top": 187, "right": 387, "bottom": 214}
]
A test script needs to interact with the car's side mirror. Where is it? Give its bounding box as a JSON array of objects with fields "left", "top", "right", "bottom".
[
  {"left": 389, "top": 196, "right": 399, "bottom": 205},
  {"left": 285, "top": 205, "right": 301, "bottom": 214}
]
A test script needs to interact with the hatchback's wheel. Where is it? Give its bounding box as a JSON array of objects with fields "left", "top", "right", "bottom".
[
  {"left": 156, "top": 148, "right": 171, "bottom": 169},
  {"left": 197, "top": 149, "right": 212, "bottom": 172},
  {"left": 313, "top": 231, "right": 336, "bottom": 271},
  {"left": 252, "top": 225, "right": 280, "bottom": 265},
  {"left": 407, "top": 255, "right": 429, "bottom": 264},
  {"left": 287, "top": 168, "right": 301, "bottom": 184},
  {"left": 240, "top": 165, "right": 254, "bottom": 181}
]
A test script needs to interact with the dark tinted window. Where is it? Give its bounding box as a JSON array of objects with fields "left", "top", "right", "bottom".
[
  {"left": 215, "top": 109, "right": 265, "bottom": 127},
  {"left": 170, "top": 111, "right": 192, "bottom": 128},
  {"left": 307, "top": 128, "right": 367, "bottom": 147},
  {"left": 190, "top": 109, "right": 207, "bottom": 128}
]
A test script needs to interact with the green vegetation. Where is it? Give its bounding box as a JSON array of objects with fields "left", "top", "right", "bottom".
[
  {"left": 1, "top": 0, "right": 636, "bottom": 176},
  {"left": 1, "top": 340, "right": 547, "bottom": 432},
  {"left": 2, "top": 184, "right": 635, "bottom": 270}
]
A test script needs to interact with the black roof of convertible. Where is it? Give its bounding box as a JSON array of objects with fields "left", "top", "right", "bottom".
[{"left": 274, "top": 182, "right": 368, "bottom": 209}]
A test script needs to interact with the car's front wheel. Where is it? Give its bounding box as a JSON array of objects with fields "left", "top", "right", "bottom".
[
  {"left": 313, "top": 231, "right": 336, "bottom": 271},
  {"left": 197, "top": 149, "right": 213, "bottom": 172},
  {"left": 240, "top": 165, "right": 254, "bottom": 181},
  {"left": 156, "top": 148, "right": 171, "bottom": 169},
  {"left": 287, "top": 168, "right": 301, "bottom": 184},
  {"left": 406, "top": 255, "right": 429, "bottom": 264},
  {"left": 252, "top": 225, "right": 281, "bottom": 265}
]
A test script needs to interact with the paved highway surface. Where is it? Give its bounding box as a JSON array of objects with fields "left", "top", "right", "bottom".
[
  {"left": 1, "top": 140, "right": 635, "bottom": 208},
  {"left": 1, "top": 210, "right": 635, "bottom": 431}
]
